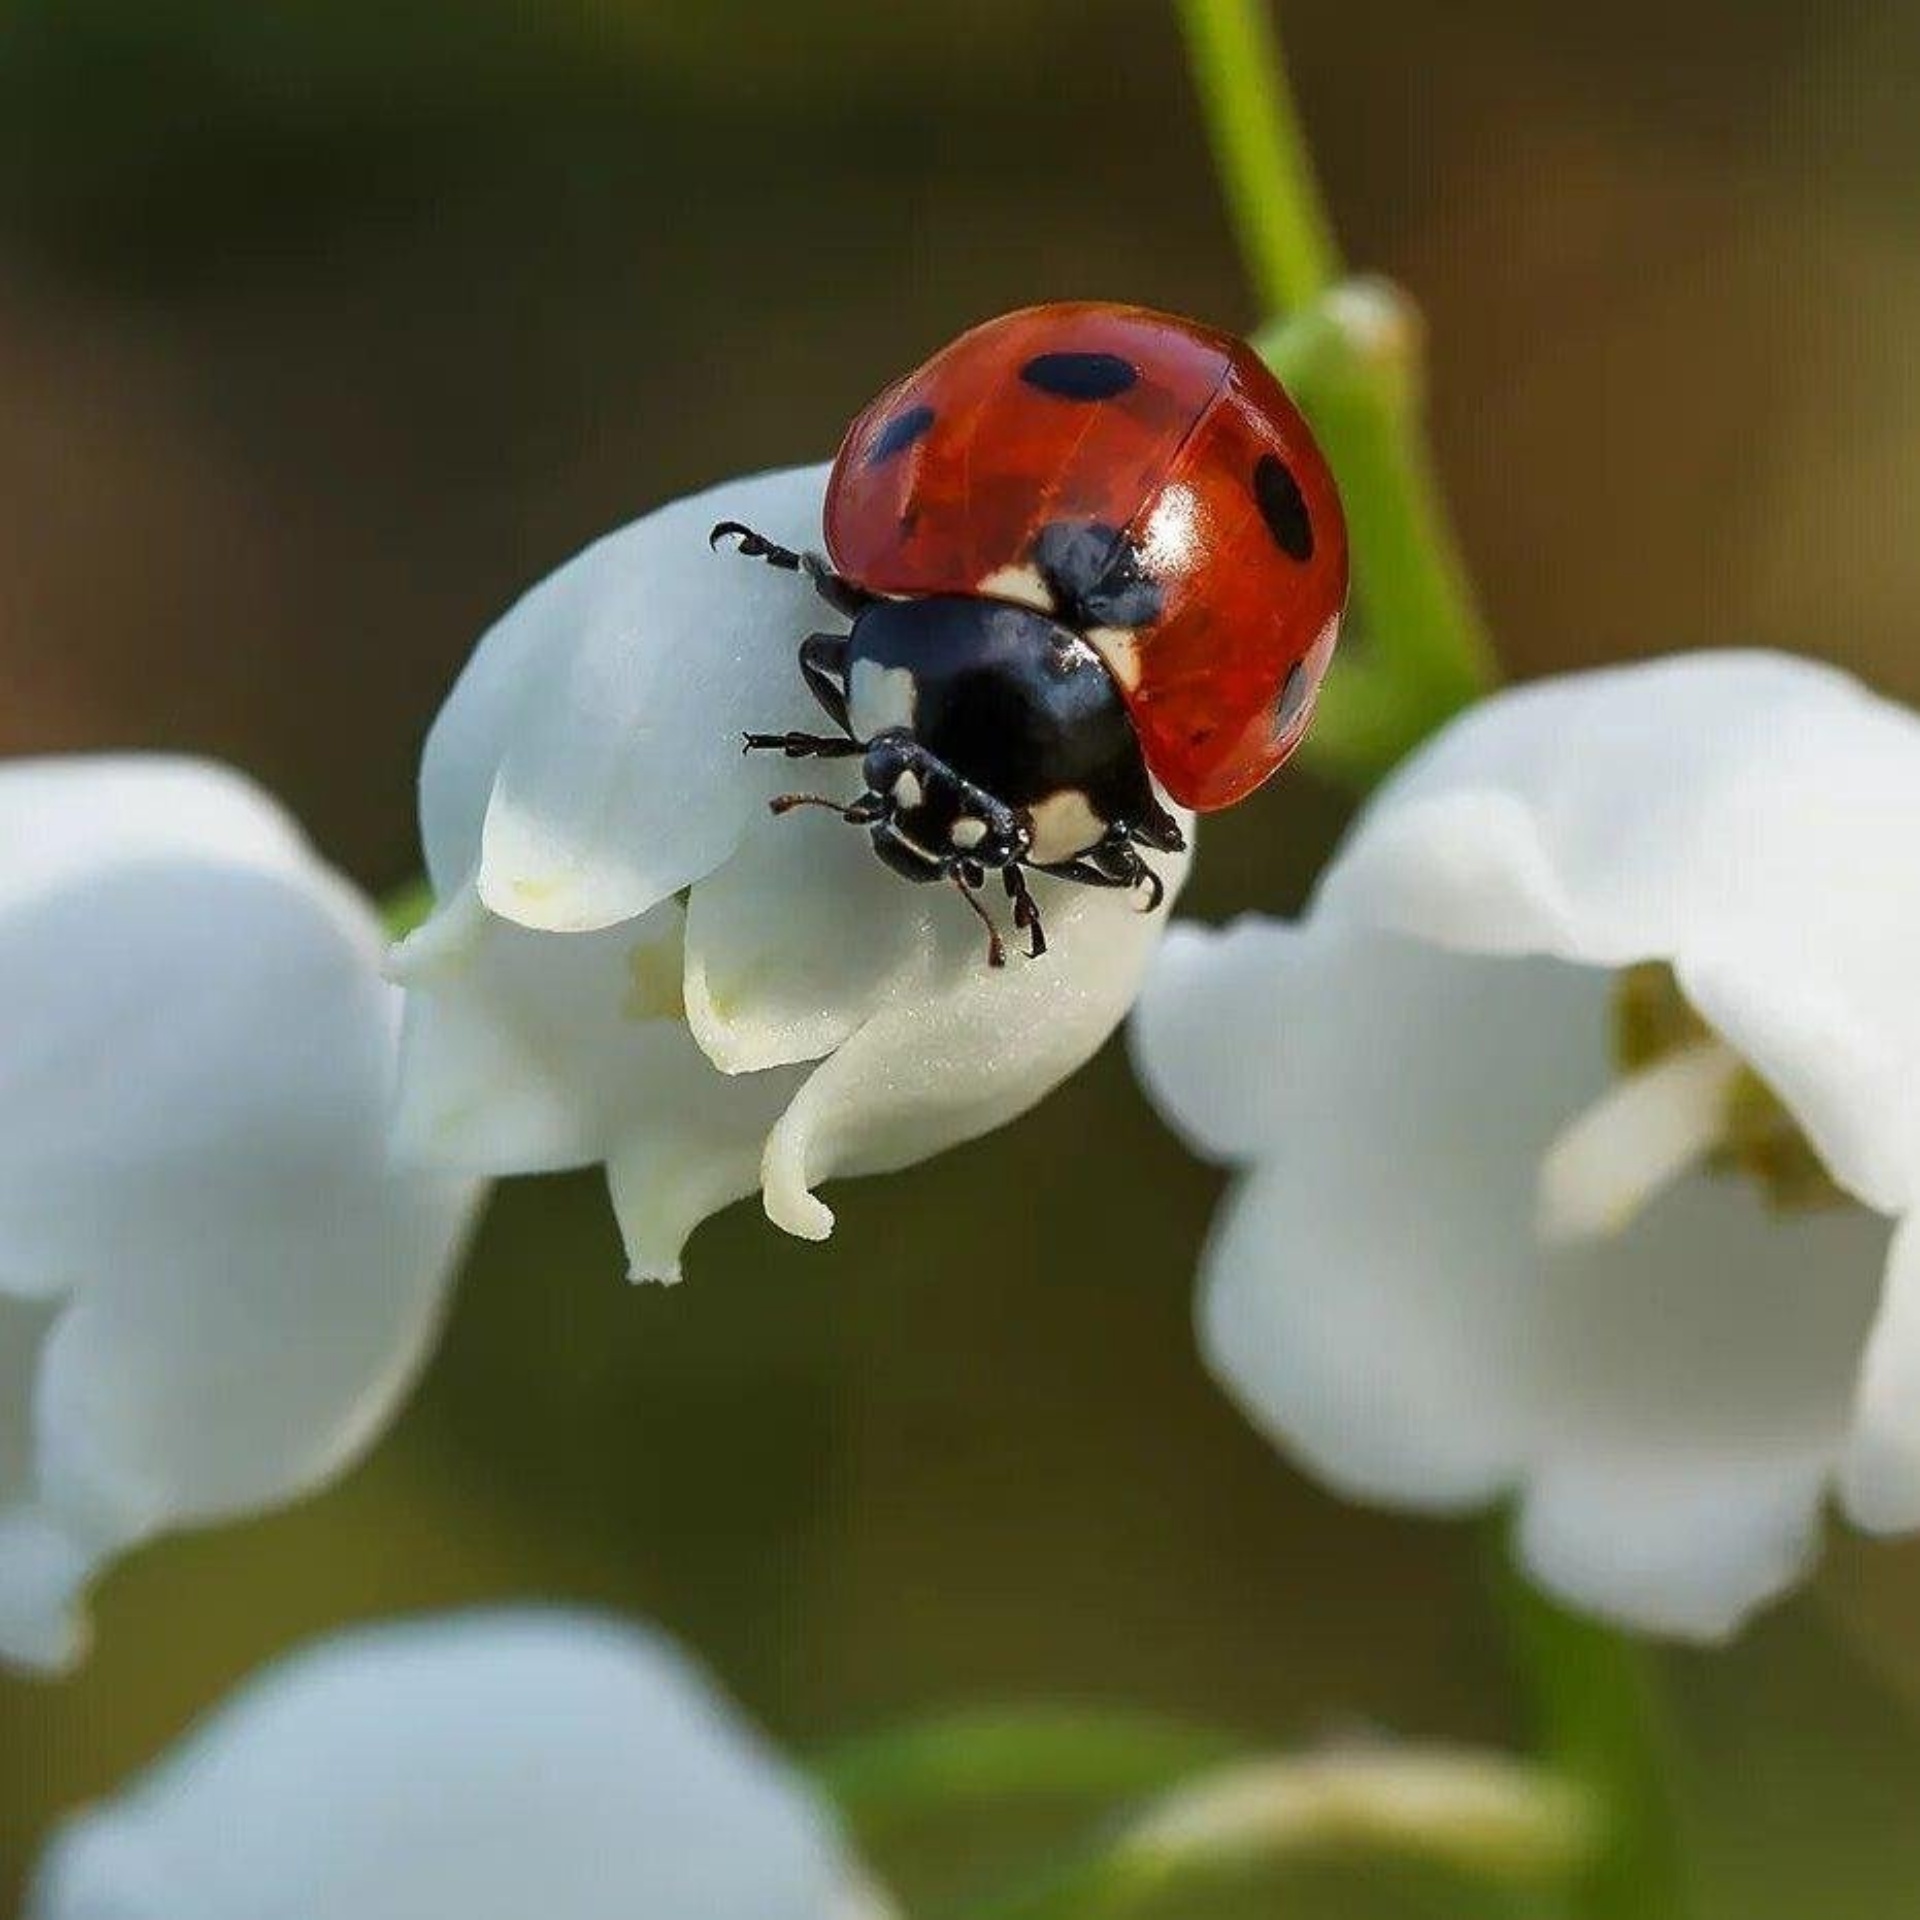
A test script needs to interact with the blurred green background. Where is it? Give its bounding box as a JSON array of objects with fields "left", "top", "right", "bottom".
[{"left": 5, "top": 0, "right": 1920, "bottom": 1911}]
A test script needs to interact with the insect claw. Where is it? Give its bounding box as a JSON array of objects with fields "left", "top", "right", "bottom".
[
  {"left": 951, "top": 871, "right": 1007, "bottom": 968},
  {"left": 709, "top": 520, "right": 801, "bottom": 571}
]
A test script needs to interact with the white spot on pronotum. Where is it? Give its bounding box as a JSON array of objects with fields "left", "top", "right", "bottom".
[
  {"left": 950, "top": 816, "right": 989, "bottom": 849},
  {"left": 975, "top": 562, "right": 1055, "bottom": 613},
  {"left": 1028, "top": 788, "right": 1108, "bottom": 863},
  {"left": 848, "top": 660, "right": 918, "bottom": 737},
  {"left": 893, "top": 769, "right": 924, "bottom": 810},
  {"left": 1083, "top": 626, "right": 1144, "bottom": 692}
]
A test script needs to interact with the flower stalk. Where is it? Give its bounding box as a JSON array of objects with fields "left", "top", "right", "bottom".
[
  {"left": 1497, "top": 1565, "right": 1693, "bottom": 1920},
  {"left": 958, "top": 1744, "right": 1598, "bottom": 1920},
  {"left": 1177, "top": 0, "right": 1497, "bottom": 778},
  {"left": 812, "top": 1705, "right": 1247, "bottom": 1844},
  {"left": 1257, "top": 284, "right": 1499, "bottom": 776},
  {"left": 1174, "top": 0, "right": 1342, "bottom": 314}
]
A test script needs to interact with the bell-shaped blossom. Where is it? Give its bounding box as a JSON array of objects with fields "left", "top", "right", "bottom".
[
  {"left": 28, "top": 1608, "right": 891, "bottom": 1920},
  {"left": 1135, "top": 652, "right": 1920, "bottom": 1640},
  {"left": 392, "top": 464, "right": 1191, "bottom": 1280},
  {"left": 0, "top": 758, "right": 476, "bottom": 1671}
]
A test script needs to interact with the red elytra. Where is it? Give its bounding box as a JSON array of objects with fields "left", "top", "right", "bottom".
[{"left": 824, "top": 302, "right": 1349, "bottom": 812}]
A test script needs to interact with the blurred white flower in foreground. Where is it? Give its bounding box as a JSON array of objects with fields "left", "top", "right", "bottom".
[
  {"left": 1136, "top": 652, "right": 1920, "bottom": 1640},
  {"left": 29, "top": 1609, "right": 890, "bottom": 1920},
  {"left": 0, "top": 759, "right": 475, "bottom": 1672},
  {"left": 392, "top": 464, "right": 1191, "bottom": 1280}
]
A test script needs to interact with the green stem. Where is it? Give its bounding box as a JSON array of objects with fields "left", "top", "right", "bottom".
[
  {"left": 1256, "top": 285, "right": 1499, "bottom": 778},
  {"left": 1493, "top": 1555, "right": 1692, "bottom": 1920},
  {"left": 957, "top": 1745, "right": 1599, "bottom": 1920},
  {"left": 812, "top": 1705, "right": 1247, "bottom": 1845},
  {"left": 1175, "top": 0, "right": 1342, "bottom": 314},
  {"left": 1177, "top": 0, "right": 1496, "bottom": 780}
]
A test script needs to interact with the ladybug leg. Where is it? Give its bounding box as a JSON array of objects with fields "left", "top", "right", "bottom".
[
  {"left": 797, "top": 631, "right": 857, "bottom": 736},
  {"left": 1096, "top": 824, "right": 1172, "bottom": 910},
  {"left": 1028, "top": 853, "right": 1128, "bottom": 889},
  {"left": 950, "top": 870, "right": 1007, "bottom": 970},
  {"left": 1001, "top": 865, "right": 1048, "bottom": 959},
  {"left": 743, "top": 731, "right": 863, "bottom": 759},
  {"left": 1129, "top": 797, "right": 1187, "bottom": 855},
  {"left": 802, "top": 561, "right": 874, "bottom": 623},
  {"left": 708, "top": 522, "right": 871, "bottom": 620},
  {"left": 746, "top": 635, "right": 862, "bottom": 758},
  {"left": 1028, "top": 833, "right": 1168, "bottom": 912},
  {"left": 1100, "top": 830, "right": 1168, "bottom": 912}
]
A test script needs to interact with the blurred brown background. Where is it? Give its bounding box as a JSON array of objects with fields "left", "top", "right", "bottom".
[{"left": 4, "top": 1, "right": 1920, "bottom": 1912}]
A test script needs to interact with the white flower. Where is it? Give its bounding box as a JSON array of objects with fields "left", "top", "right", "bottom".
[
  {"left": 0, "top": 758, "right": 476, "bottom": 1672},
  {"left": 392, "top": 463, "right": 1191, "bottom": 1280},
  {"left": 1134, "top": 652, "right": 1920, "bottom": 1640},
  {"left": 27, "top": 1609, "right": 891, "bottom": 1920}
]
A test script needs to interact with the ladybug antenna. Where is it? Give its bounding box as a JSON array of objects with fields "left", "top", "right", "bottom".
[{"left": 768, "top": 791, "right": 888, "bottom": 824}]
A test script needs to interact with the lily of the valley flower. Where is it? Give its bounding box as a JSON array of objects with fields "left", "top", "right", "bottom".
[
  {"left": 27, "top": 1609, "right": 891, "bottom": 1920},
  {"left": 1135, "top": 652, "right": 1920, "bottom": 1640},
  {"left": 392, "top": 463, "right": 1191, "bottom": 1280},
  {"left": 0, "top": 758, "right": 476, "bottom": 1672}
]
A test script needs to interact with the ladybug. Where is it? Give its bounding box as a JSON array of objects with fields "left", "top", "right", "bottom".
[{"left": 714, "top": 301, "right": 1348, "bottom": 965}]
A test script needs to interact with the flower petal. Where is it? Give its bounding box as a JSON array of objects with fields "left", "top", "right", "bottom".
[
  {"left": 762, "top": 851, "right": 1190, "bottom": 1240},
  {"left": 28, "top": 1610, "right": 888, "bottom": 1920},
  {"left": 1129, "top": 917, "right": 1312, "bottom": 1164},
  {"left": 469, "top": 465, "right": 838, "bottom": 932},
  {"left": 392, "top": 882, "right": 691, "bottom": 1174},
  {"left": 1318, "top": 651, "right": 1920, "bottom": 1212},
  {"left": 1512, "top": 1178, "right": 1885, "bottom": 1639},
  {"left": 1190, "top": 927, "right": 1603, "bottom": 1509},
  {"left": 392, "top": 884, "right": 804, "bottom": 1281},
  {"left": 0, "top": 757, "right": 311, "bottom": 912},
  {"left": 0, "top": 766, "right": 477, "bottom": 1669},
  {"left": 1514, "top": 1451, "right": 1829, "bottom": 1644},
  {"left": 1840, "top": 1217, "right": 1920, "bottom": 1531},
  {"left": 602, "top": 1049, "right": 802, "bottom": 1285},
  {"left": 683, "top": 801, "right": 932, "bottom": 1075},
  {"left": 12, "top": 863, "right": 471, "bottom": 1530},
  {"left": 1167, "top": 913, "right": 1891, "bottom": 1639},
  {"left": 0, "top": 1295, "right": 88, "bottom": 1669},
  {"left": 0, "top": 1510, "right": 92, "bottom": 1673}
]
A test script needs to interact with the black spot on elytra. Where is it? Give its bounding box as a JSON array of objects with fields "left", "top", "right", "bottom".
[
  {"left": 1020, "top": 351, "right": 1138, "bottom": 401},
  {"left": 867, "top": 404, "right": 936, "bottom": 464},
  {"left": 1253, "top": 453, "right": 1313, "bottom": 561}
]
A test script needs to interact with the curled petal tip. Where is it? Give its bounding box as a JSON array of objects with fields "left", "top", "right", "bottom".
[{"left": 761, "top": 1144, "right": 836, "bottom": 1241}]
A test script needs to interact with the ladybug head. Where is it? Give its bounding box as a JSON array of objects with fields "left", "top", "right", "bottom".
[{"left": 861, "top": 734, "right": 1034, "bottom": 875}]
